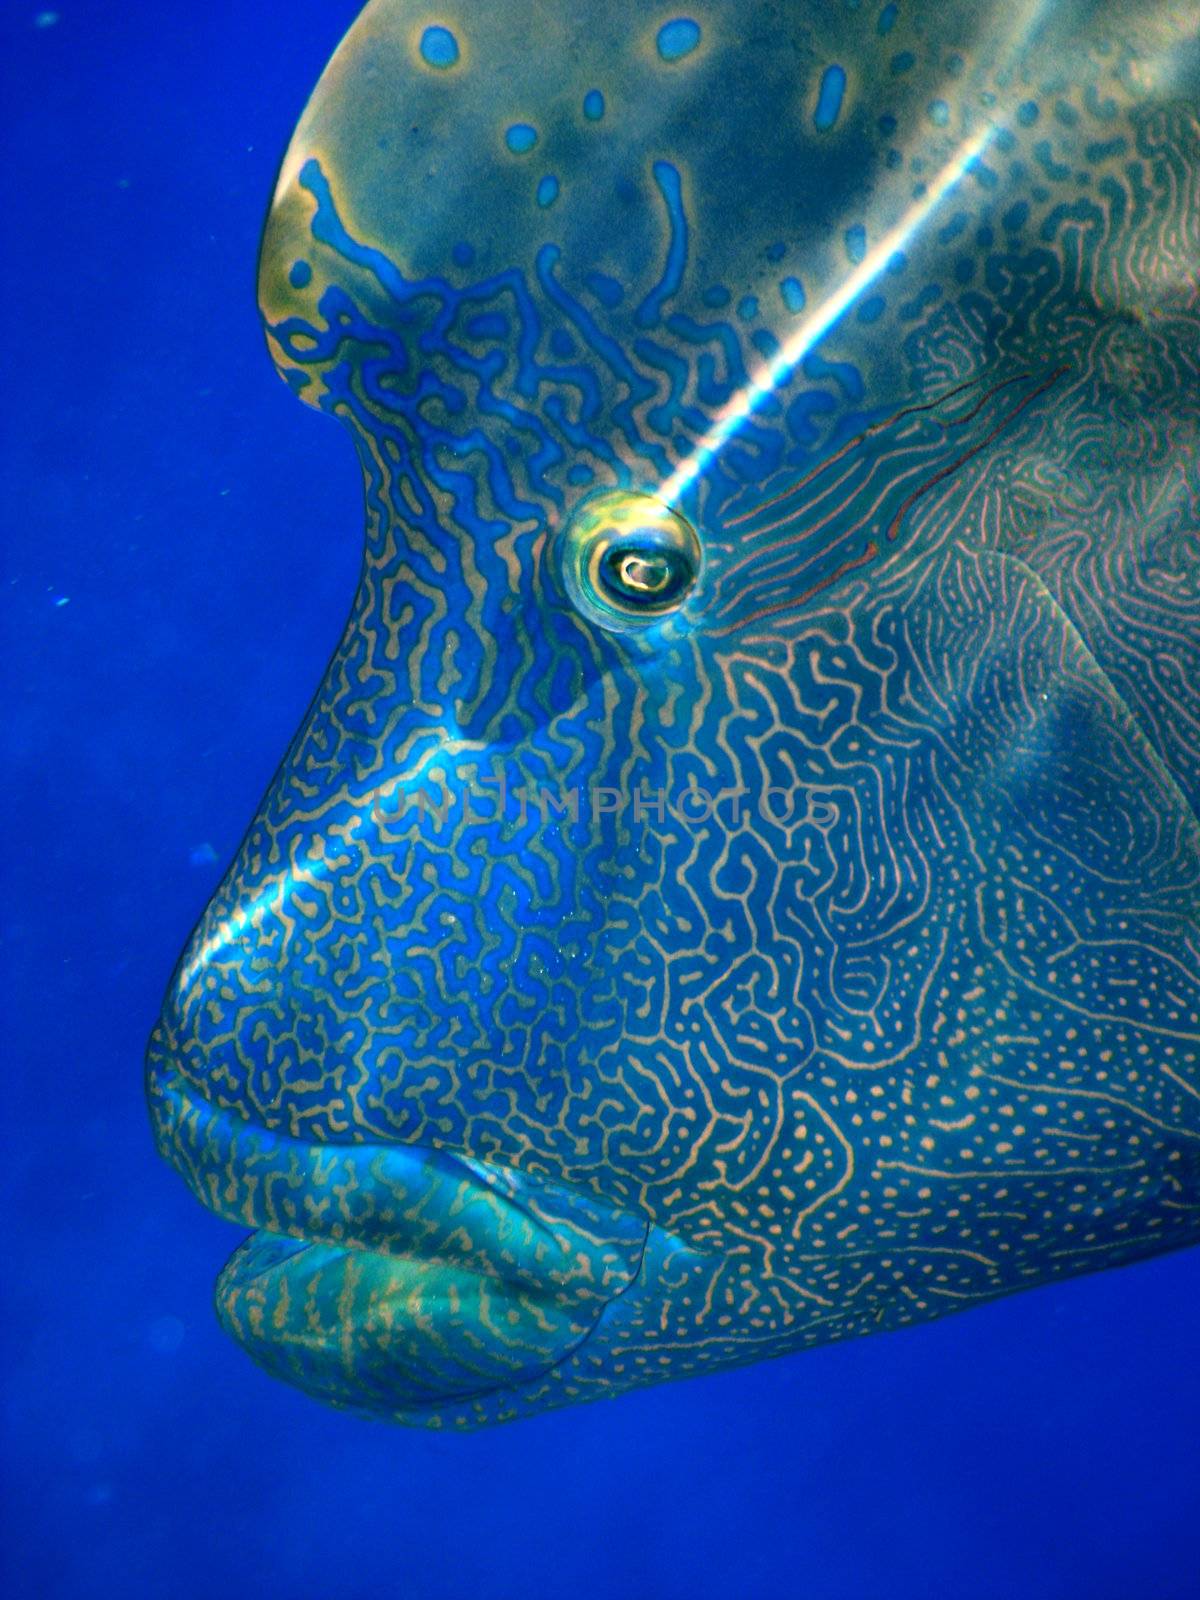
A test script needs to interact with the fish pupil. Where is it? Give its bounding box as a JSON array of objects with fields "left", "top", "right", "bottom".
[{"left": 599, "top": 541, "right": 689, "bottom": 607}]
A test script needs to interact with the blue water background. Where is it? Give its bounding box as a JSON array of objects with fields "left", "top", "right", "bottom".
[{"left": 2, "top": 3, "right": 1198, "bottom": 1595}]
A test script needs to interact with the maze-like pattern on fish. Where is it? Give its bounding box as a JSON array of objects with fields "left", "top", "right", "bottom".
[{"left": 148, "top": 0, "right": 1200, "bottom": 1425}]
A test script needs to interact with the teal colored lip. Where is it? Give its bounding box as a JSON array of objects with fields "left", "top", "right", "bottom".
[{"left": 146, "top": 1026, "right": 650, "bottom": 1413}]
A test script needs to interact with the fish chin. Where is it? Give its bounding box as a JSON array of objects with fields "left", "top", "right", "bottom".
[{"left": 146, "top": 1025, "right": 650, "bottom": 1419}]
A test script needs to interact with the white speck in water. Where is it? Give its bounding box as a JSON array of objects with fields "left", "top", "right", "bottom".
[{"left": 34, "top": 11, "right": 59, "bottom": 28}]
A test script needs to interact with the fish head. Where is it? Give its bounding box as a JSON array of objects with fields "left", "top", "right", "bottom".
[{"left": 147, "top": 0, "right": 1200, "bottom": 1424}]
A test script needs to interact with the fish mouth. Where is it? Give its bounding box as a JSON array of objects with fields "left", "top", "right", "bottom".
[{"left": 146, "top": 1024, "right": 649, "bottom": 1421}]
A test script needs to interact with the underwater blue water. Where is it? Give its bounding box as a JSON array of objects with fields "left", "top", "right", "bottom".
[{"left": 2, "top": 2, "right": 1198, "bottom": 1595}]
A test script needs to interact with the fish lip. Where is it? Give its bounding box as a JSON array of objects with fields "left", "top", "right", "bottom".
[
  {"left": 145, "top": 1022, "right": 648, "bottom": 1306},
  {"left": 211, "top": 1222, "right": 643, "bottom": 1421}
]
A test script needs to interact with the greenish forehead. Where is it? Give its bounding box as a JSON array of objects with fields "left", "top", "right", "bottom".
[
  {"left": 258, "top": 0, "right": 1139, "bottom": 370},
  {"left": 255, "top": 0, "right": 1196, "bottom": 564}
]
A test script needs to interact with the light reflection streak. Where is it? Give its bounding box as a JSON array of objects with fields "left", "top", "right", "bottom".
[{"left": 659, "top": 123, "right": 997, "bottom": 506}]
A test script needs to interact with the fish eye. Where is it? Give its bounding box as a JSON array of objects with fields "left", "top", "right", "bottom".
[{"left": 554, "top": 489, "right": 701, "bottom": 632}]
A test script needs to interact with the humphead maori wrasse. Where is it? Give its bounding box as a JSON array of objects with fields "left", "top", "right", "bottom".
[{"left": 148, "top": 0, "right": 1200, "bottom": 1427}]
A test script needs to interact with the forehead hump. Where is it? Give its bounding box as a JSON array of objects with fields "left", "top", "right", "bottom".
[{"left": 257, "top": 1, "right": 1117, "bottom": 361}]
